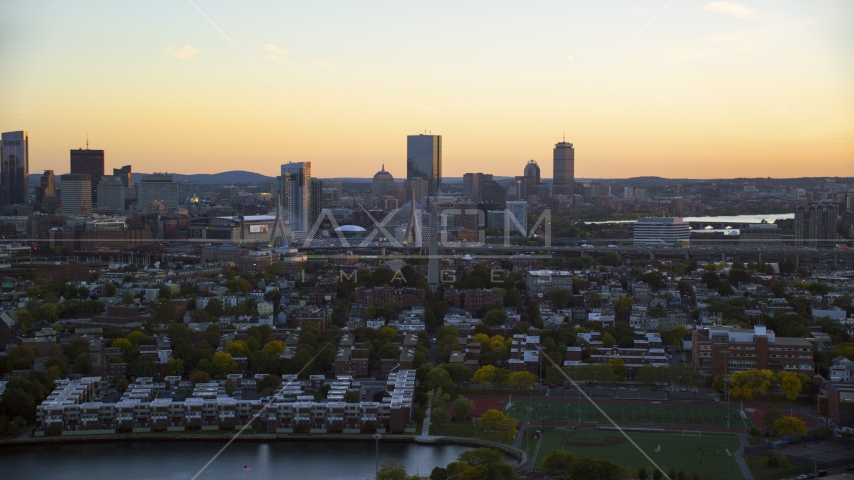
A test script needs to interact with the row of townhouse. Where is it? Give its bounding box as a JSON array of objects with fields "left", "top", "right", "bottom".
[
  {"left": 353, "top": 286, "right": 424, "bottom": 310},
  {"left": 36, "top": 371, "right": 417, "bottom": 436}
]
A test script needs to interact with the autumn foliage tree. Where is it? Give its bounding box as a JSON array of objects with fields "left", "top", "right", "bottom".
[
  {"left": 729, "top": 369, "right": 775, "bottom": 400},
  {"left": 477, "top": 409, "right": 517, "bottom": 440},
  {"left": 777, "top": 371, "right": 804, "bottom": 401},
  {"left": 773, "top": 416, "right": 808, "bottom": 437}
]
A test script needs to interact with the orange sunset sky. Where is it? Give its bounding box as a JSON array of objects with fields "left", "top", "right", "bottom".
[{"left": 1, "top": 1, "right": 852, "bottom": 179}]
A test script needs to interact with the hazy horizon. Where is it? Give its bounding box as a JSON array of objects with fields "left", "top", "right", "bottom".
[{"left": 1, "top": 1, "right": 852, "bottom": 179}]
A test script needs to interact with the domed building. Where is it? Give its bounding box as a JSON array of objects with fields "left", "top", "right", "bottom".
[
  {"left": 189, "top": 194, "right": 200, "bottom": 204},
  {"left": 372, "top": 165, "right": 395, "bottom": 198},
  {"left": 523, "top": 159, "right": 541, "bottom": 183},
  {"left": 333, "top": 224, "right": 368, "bottom": 241}
]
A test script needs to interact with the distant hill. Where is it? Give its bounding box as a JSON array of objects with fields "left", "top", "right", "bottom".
[{"left": 131, "top": 171, "right": 276, "bottom": 185}]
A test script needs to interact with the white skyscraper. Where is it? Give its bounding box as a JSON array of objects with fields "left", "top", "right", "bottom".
[
  {"left": 278, "top": 162, "right": 312, "bottom": 233},
  {"left": 138, "top": 173, "right": 178, "bottom": 211},
  {"left": 96, "top": 175, "right": 127, "bottom": 212},
  {"left": 59, "top": 174, "right": 92, "bottom": 216}
]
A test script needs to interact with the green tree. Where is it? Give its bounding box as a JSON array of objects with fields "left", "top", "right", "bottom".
[
  {"left": 121, "top": 292, "right": 135, "bottom": 305},
  {"left": 153, "top": 298, "right": 179, "bottom": 323},
  {"left": 126, "top": 331, "right": 148, "bottom": 346},
  {"left": 607, "top": 358, "right": 628, "bottom": 379},
  {"left": 129, "top": 355, "right": 157, "bottom": 377},
  {"left": 452, "top": 396, "right": 475, "bottom": 421},
  {"left": 166, "top": 358, "right": 184, "bottom": 376},
  {"left": 549, "top": 288, "right": 573, "bottom": 309},
  {"left": 426, "top": 367, "right": 454, "bottom": 393},
  {"left": 438, "top": 363, "right": 474, "bottom": 387},
  {"left": 116, "top": 379, "right": 129, "bottom": 393},
  {"left": 614, "top": 297, "right": 635, "bottom": 316},
  {"left": 456, "top": 448, "right": 505, "bottom": 466},
  {"left": 73, "top": 353, "right": 91, "bottom": 375},
  {"left": 343, "top": 390, "right": 361, "bottom": 403},
  {"left": 377, "top": 459, "right": 417, "bottom": 480},
  {"left": 38, "top": 303, "right": 59, "bottom": 322},
  {"left": 46, "top": 355, "right": 69, "bottom": 380},
  {"left": 0, "top": 388, "right": 36, "bottom": 423},
  {"left": 637, "top": 365, "right": 668, "bottom": 385},
  {"left": 542, "top": 449, "right": 574, "bottom": 472},
  {"left": 668, "top": 326, "right": 691, "bottom": 346},
  {"left": 6, "top": 346, "right": 37, "bottom": 370},
  {"left": 762, "top": 407, "right": 784, "bottom": 431},
  {"left": 431, "top": 404, "right": 451, "bottom": 427},
  {"left": 204, "top": 298, "right": 225, "bottom": 317},
  {"left": 567, "top": 456, "right": 625, "bottom": 480},
  {"left": 482, "top": 309, "right": 508, "bottom": 327}
]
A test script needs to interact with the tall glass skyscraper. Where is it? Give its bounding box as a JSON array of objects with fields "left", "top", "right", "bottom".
[
  {"left": 1, "top": 131, "right": 29, "bottom": 205},
  {"left": 278, "top": 162, "right": 312, "bottom": 233},
  {"left": 552, "top": 140, "right": 574, "bottom": 196},
  {"left": 406, "top": 134, "right": 441, "bottom": 196}
]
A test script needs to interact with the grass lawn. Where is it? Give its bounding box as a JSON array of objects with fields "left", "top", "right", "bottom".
[
  {"left": 534, "top": 429, "right": 744, "bottom": 479},
  {"left": 508, "top": 399, "right": 749, "bottom": 430},
  {"left": 744, "top": 456, "right": 813, "bottom": 480},
  {"left": 429, "top": 423, "right": 515, "bottom": 445}
]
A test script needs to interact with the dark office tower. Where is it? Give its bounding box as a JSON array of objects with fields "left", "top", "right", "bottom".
[
  {"left": 310, "top": 178, "right": 323, "bottom": 227},
  {"left": 113, "top": 165, "right": 132, "bottom": 188},
  {"left": 70, "top": 147, "right": 104, "bottom": 204},
  {"left": 552, "top": 140, "right": 574, "bottom": 196},
  {"left": 1, "top": 131, "right": 29, "bottom": 205},
  {"left": 37, "top": 170, "right": 56, "bottom": 202},
  {"left": 406, "top": 134, "right": 441, "bottom": 196}
]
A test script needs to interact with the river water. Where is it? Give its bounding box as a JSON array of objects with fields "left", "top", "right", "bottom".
[
  {"left": 0, "top": 441, "right": 472, "bottom": 480},
  {"left": 584, "top": 213, "right": 794, "bottom": 225}
]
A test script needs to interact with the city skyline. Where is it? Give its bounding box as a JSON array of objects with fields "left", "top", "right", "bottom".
[{"left": 0, "top": 1, "right": 852, "bottom": 179}]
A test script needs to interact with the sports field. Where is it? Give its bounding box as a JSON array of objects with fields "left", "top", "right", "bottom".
[
  {"left": 533, "top": 429, "right": 744, "bottom": 479},
  {"left": 507, "top": 399, "right": 750, "bottom": 430}
]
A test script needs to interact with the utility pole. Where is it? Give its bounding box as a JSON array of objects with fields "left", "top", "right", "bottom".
[
  {"left": 373, "top": 433, "right": 381, "bottom": 478},
  {"left": 525, "top": 406, "right": 533, "bottom": 457},
  {"left": 721, "top": 349, "right": 731, "bottom": 434}
]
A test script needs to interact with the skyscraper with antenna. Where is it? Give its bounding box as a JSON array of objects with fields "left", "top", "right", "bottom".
[{"left": 70, "top": 137, "right": 105, "bottom": 205}]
